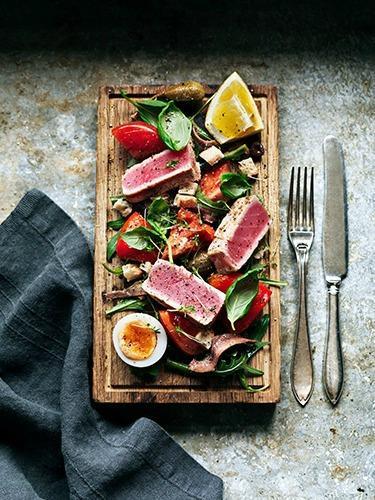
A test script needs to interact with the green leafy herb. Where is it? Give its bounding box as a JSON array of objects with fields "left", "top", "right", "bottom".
[
  {"left": 122, "top": 226, "right": 161, "bottom": 252},
  {"left": 196, "top": 189, "right": 229, "bottom": 214},
  {"left": 146, "top": 197, "right": 176, "bottom": 263},
  {"left": 223, "top": 143, "right": 250, "bottom": 161},
  {"left": 192, "top": 122, "right": 213, "bottom": 141},
  {"left": 166, "top": 160, "right": 179, "bottom": 168},
  {"left": 127, "top": 156, "right": 138, "bottom": 168},
  {"left": 107, "top": 217, "right": 125, "bottom": 230},
  {"left": 220, "top": 173, "right": 252, "bottom": 199},
  {"left": 105, "top": 298, "right": 145, "bottom": 316},
  {"left": 238, "top": 373, "right": 269, "bottom": 393},
  {"left": 107, "top": 231, "right": 121, "bottom": 260},
  {"left": 131, "top": 363, "right": 161, "bottom": 380},
  {"left": 166, "top": 342, "right": 266, "bottom": 385},
  {"left": 225, "top": 266, "right": 264, "bottom": 329},
  {"left": 168, "top": 305, "right": 196, "bottom": 315},
  {"left": 120, "top": 91, "right": 168, "bottom": 127},
  {"left": 147, "top": 196, "right": 170, "bottom": 218},
  {"left": 102, "top": 262, "right": 123, "bottom": 276},
  {"left": 158, "top": 102, "right": 192, "bottom": 151},
  {"left": 110, "top": 194, "right": 124, "bottom": 204},
  {"left": 247, "top": 314, "right": 270, "bottom": 342}
]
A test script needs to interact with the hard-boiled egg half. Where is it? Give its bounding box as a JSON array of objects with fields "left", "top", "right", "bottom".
[{"left": 112, "top": 313, "right": 167, "bottom": 368}]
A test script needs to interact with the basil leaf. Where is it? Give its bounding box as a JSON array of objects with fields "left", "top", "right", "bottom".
[
  {"left": 196, "top": 189, "right": 229, "bottom": 214},
  {"left": 127, "top": 156, "right": 138, "bottom": 168},
  {"left": 225, "top": 272, "right": 259, "bottom": 329},
  {"left": 148, "top": 197, "right": 170, "bottom": 217},
  {"left": 107, "top": 231, "right": 121, "bottom": 260},
  {"left": 122, "top": 226, "right": 161, "bottom": 251},
  {"left": 105, "top": 298, "right": 145, "bottom": 316},
  {"left": 120, "top": 91, "right": 168, "bottom": 127},
  {"left": 131, "top": 363, "right": 160, "bottom": 380},
  {"left": 147, "top": 196, "right": 176, "bottom": 238},
  {"left": 158, "top": 102, "right": 192, "bottom": 151},
  {"left": 247, "top": 314, "right": 270, "bottom": 341},
  {"left": 107, "top": 217, "right": 125, "bottom": 230},
  {"left": 220, "top": 173, "right": 252, "bottom": 200}
]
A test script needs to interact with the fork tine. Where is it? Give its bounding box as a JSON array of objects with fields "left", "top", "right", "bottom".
[
  {"left": 288, "top": 167, "right": 295, "bottom": 230},
  {"left": 295, "top": 167, "right": 301, "bottom": 228},
  {"left": 310, "top": 167, "right": 314, "bottom": 231},
  {"left": 302, "top": 167, "right": 308, "bottom": 227}
]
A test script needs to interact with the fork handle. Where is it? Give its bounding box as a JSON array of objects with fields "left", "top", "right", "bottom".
[
  {"left": 323, "top": 281, "right": 344, "bottom": 405},
  {"left": 291, "top": 253, "right": 314, "bottom": 406}
]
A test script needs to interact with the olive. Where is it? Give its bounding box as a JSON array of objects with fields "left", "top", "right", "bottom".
[{"left": 249, "top": 142, "right": 265, "bottom": 160}]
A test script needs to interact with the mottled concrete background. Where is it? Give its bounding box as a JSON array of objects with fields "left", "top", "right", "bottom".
[{"left": 0, "top": 1, "right": 374, "bottom": 498}]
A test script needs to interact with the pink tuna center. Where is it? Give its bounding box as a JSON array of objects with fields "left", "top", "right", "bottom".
[{"left": 226, "top": 203, "right": 270, "bottom": 262}]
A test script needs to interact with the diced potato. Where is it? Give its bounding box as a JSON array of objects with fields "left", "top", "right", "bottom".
[
  {"left": 113, "top": 199, "right": 133, "bottom": 218},
  {"left": 199, "top": 146, "right": 224, "bottom": 166},
  {"left": 173, "top": 193, "right": 198, "bottom": 209},
  {"left": 122, "top": 264, "right": 143, "bottom": 282},
  {"left": 140, "top": 262, "right": 152, "bottom": 274},
  {"left": 178, "top": 181, "right": 198, "bottom": 196}
]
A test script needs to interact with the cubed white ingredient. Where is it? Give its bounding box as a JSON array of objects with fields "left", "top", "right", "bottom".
[
  {"left": 238, "top": 157, "right": 258, "bottom": 178},
  {"left": 173, "top": 193, "right": 198, "bottom": 209},
  {"left": 122, "top": 264, "right": 143, "bottom": 282},
  {"left": 178, "top": 181, "right": 198, "bottom": 196},
  {"left": 199, "top": 146, "right": 224, "bottom": 166},
  {"left": 139, "top": 262, "right": 152, "bottom": 274},
  {"left": 113, "top": 199, "right": 133, "bottom": 218}
]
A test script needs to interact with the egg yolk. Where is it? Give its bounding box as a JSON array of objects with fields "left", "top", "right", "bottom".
[{"left": 120, "top": 320, "right": 157, "bottom": 360}]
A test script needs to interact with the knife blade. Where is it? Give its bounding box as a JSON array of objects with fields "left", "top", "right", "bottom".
[{"left": 322, "top": 136, "right": 348, "bottom": 405}]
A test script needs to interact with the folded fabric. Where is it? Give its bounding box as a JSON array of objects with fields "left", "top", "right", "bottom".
[{"left": 0, "top": 190, "right": 223, "bottom": 500}]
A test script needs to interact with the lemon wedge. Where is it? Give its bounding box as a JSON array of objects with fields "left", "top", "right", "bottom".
[{"left": 205, "top": 72, "right": 264, "bottom": 144}]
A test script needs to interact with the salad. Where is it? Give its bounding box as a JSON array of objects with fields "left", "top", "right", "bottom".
[{"left": 104, "top": 72, "right": 285, "bottom": 393}]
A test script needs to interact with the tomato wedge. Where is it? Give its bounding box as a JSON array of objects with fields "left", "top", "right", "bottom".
[
  {"left": 177, "top": 209, "right": 215, "bottom": 244},
  {"left": 207, "top": 272, "right": 242, "bottom": 292},
  {"left": 112, "top": 121, "right": 165, "bottom": 160},
  {"left": 199, "top": 161, "right": 232, "bottom": 201},
  {"left": 208, "top": 273, "right": 272, "bottom": 334},
  {"left": 159, "top": 311, "right": 206, "bottom": 356},
  {"left": 162, "top": 209, "right": 214, "bottom": 259},
  {"left": 116, "top": 212, "right": 158, "bottom": 263}
]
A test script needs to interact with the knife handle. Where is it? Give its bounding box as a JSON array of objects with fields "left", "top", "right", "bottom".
[
  {"left": 323, "top": 281, "right": 344, "bottom": 405},
  {"left": 291, "top": 253, "right": 314, "bottom": 406}
]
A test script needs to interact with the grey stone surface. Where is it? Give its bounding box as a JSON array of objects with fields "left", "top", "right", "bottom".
[{"left": 0, "top": 2, "right": 374, "bottom": 498}]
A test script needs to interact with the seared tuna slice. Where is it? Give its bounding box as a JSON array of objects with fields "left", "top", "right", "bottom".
[
  {"left": 208, "top": 196, "right": 271, "bottom": 272},
  {"left": 122, "top": 144, "right": 200, "bottom": 202},
  {"left": 188, "top": 334, "right": 254, "bottom": 373},
  {"left": 142, "top": 259, "right": 225, "bottom": 325}
]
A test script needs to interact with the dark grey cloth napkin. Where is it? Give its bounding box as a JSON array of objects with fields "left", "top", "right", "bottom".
[{"left": 0, "top": 190, "right": 223, "bottom": 500}]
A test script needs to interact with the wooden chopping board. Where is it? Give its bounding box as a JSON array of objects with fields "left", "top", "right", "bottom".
[{"left": 93, "top": 84, "right": 280, "bottom": 404}]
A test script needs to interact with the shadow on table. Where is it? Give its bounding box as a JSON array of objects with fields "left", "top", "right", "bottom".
[
  {"left": 95, "top": 403, "right": 276, "bottom": 432},
  {"left": 0, "top": 0, "right": 373, "bottom": 55}
]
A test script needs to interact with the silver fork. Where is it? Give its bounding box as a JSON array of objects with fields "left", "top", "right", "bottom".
[{"left": 288, "top": 167, "right": 315, "bottom": 406}]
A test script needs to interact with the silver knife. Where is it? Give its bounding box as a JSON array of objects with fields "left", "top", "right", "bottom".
[{"left": 322, "top": 136, "right": 348, "bottom": 405}]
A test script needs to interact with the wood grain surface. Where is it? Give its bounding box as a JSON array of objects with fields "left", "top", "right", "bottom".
[{"left": 93, "top": 84, "right": 280, "bottom": 403}]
